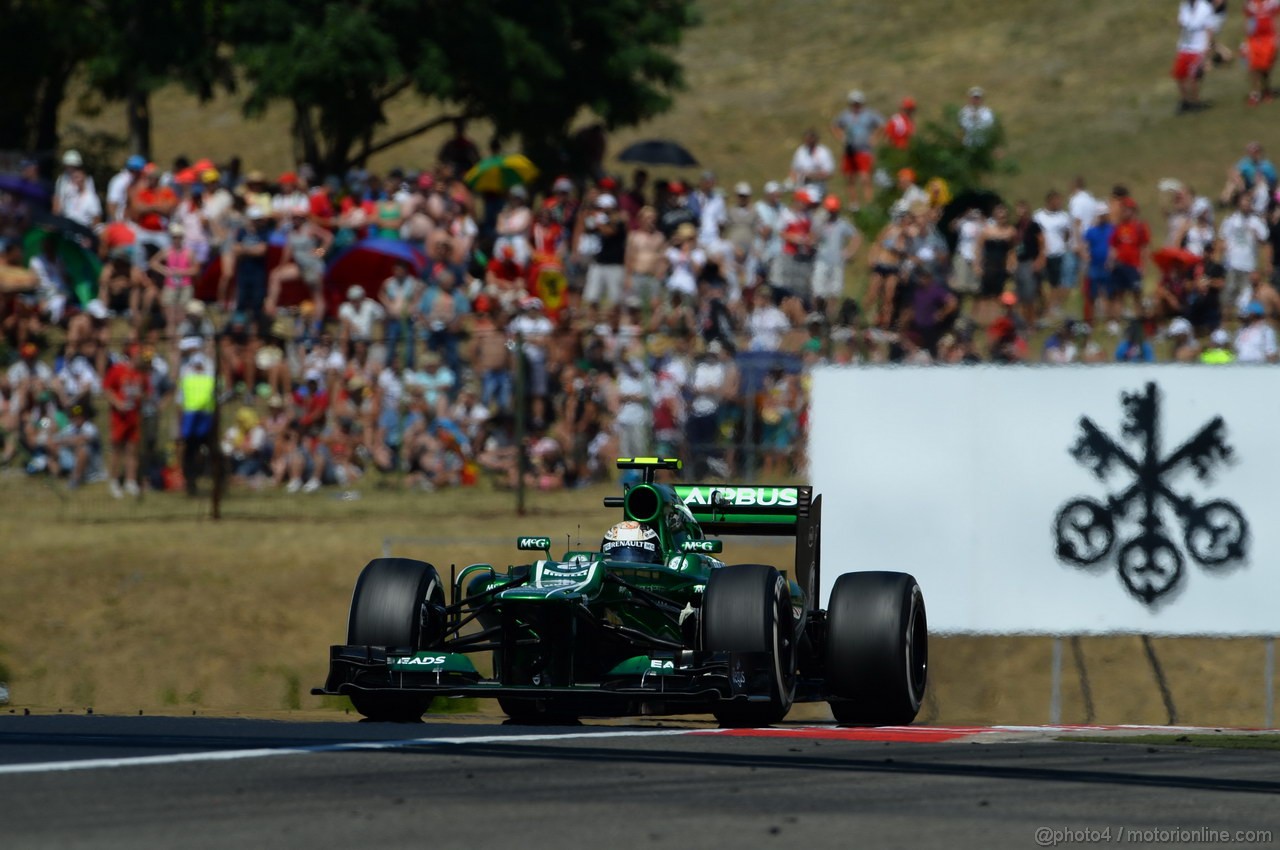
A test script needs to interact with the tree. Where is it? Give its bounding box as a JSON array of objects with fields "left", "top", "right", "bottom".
[
  {"left": 0, "top": 0, "right": 94, "bottom": 155},
  {"left": 228, "top": 0, "right": 699, "bottom": 175},
  {"left": 0, "top": 0, "right": 228, "bottom": 163},
  {"left": 80, "top": 0, "right": 232, "bottom": 160}
]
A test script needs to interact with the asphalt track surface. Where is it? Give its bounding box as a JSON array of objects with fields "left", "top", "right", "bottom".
[{"left": 0, "top": 716, "right": 1276, "bottom": 849}]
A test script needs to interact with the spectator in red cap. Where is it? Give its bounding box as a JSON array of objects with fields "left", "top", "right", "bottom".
[
  {"left": 467, "top": 296, "right": 512, "bottom": 412},
  {"left": 885, "top": 97, "right": 917, "bottom": 150},
  {"left": 104, "top": 343, "right": 149, "bottom": 498},
  {"left": 272, "top": 172, "right": 308, "bottom": 220},
  {"left": 812, "top": 195, "right": 860, "bottom": 314},
  {"left": 128, "top": 163, "right": 178, "bottom": 256},
  {"left": 621, "top": 169, "right": 648, "bottom": 223},
  {"left": 658, "top": 180, "right": 696, "bottom": 239},
  {"left": 890, "top": 168, "right": 929, "bottom": 217}
]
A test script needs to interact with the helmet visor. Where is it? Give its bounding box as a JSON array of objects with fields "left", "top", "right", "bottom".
[{"left": 601, "top": 542, "right": 661, "bottom": 564}]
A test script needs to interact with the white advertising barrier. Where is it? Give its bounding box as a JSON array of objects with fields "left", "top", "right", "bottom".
[{"left": 810, "top": 365, "right": 1280, "bottom": 636}]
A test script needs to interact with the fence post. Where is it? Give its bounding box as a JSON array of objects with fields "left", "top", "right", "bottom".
[
  {"left": 211, "top": 330, "right": 223, "bottom": 520},
  {"left": 513, "top": 333, "right": 526, "bottom": 517},
  {"left": 1266, "top": 637, "right": 1275, "bottom": 729},
  {"left": 1050, "top": 636, "right": 1063, "bottom": 725}
]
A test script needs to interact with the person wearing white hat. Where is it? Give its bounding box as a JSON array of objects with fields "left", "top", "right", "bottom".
[
  {"left": 151, "top": 221, "right": 198, "bottom": 338},
  {"left": 1200, "top": 327, "right": 1236, "bottom": 363},
  {"left": 1163, "top": 316, "right": 1202, "bottom": 362},
  {"left": 724, "top": 183, "right": 758, "bottom": 279},
  {"left": 693, "top": 170, "right": 726, "bottom": 249},
  {"left": 831, "top": 88, "right": 884, "bottom": 207},
  {"left": 583, "top": 192, "right": 627, "bottom": 317},
  {"left": 226, "top": 205, "right": 270, "bottom": 316},
  {"left": 508, "top": 295, "right": 554, "bottom": 427},
  {"left": 338, "top": 283, "right": 385, "bottom": 349},
  {"left": 52, "top": 149, "right": 102, "bottom": 227},
  {"left": 495, "top": 184, "right": 532, "bottom": 266},
  {"left": 959, "top": 86, "right": 995, "bottom": 147},
  {"left": 753, "top": 181, "right": 785, "bottom": 284}
]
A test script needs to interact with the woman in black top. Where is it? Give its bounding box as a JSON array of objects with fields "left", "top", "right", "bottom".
[{"left": 973, "top": 204, "right": 1016, "bottom": 325}]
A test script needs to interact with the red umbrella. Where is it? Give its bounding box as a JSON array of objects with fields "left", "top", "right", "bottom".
[
  {"left": 1152, "top": 247, "right": 1201, "bottom": 274},
  {"left": 195, "top": 244, "right": 293, "bottom": 305},
  {"left": 323, "top": 238, "right": 427, "bottom": 317}
]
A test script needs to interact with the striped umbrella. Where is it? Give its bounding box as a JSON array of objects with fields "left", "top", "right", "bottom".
[{"left": 463, "top": 154, "right": 539, "bottom": 193}]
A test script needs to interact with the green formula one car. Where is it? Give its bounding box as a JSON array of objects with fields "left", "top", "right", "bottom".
[{"left": 314, "top": 458, "right": 927, "bottom": 727}]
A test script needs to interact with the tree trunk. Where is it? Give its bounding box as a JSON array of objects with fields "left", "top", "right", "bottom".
[
  {"left": 33, "top": 65, "right": 71, "bottom": 155},
  {"left": 127, "top": 90, "right": 152, "bottom": 160},
  {"left": 291, "top": 104, "right": 321, "bottom": 170}
]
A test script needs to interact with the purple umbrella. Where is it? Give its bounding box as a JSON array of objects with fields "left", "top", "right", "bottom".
[{"left": 0, "top": 174, "right": 51, "bottom": 202}]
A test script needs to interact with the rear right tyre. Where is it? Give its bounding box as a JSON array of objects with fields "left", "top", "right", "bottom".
[{"left": 825, "top": 571, "right": 927, "bottom": 726}]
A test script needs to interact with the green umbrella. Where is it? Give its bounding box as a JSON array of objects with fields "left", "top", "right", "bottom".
[{"left": 22, "top": 227, "right": 103, "bottom": 307}]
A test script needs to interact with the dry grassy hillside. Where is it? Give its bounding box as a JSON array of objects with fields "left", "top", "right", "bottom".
[{"left": 63, "top": 0, "right": 1272, "bottom": 213}]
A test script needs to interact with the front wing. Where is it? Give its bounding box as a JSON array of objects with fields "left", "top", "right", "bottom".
[{"left": 311, "top": 644, "right": 824, "bottom": 711}]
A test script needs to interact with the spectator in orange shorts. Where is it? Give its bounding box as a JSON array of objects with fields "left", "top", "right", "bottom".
[
  {"left": 830, "top": 90, "right": 883, "bottom": 209},
  {"left": 1245, "top": 0, "right": 1279, "bottom": 105}
]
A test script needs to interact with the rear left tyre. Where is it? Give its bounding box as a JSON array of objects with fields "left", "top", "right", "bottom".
[
  {"left": 703, "top": 564, "right": 796, "bottom": 728},
  {"left": 346, "top": 557, "right": 445, "bottom": 722}
]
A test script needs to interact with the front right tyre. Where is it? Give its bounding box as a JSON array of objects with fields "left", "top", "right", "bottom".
[{"left": 346, "top": 557, "right": 444, "bottom": 722}]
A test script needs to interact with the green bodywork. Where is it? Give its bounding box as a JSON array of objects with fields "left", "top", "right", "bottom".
[{"left": 320, "top": 467, "right": 818, "bottom": 712}]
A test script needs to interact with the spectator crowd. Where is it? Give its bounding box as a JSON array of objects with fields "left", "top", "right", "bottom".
[{"left": 2, "top": 9, "right": 1279, "bottom": 499}]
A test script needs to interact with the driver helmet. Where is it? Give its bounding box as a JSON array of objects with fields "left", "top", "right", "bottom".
[{"left": 601, "top": 521, "right": 662, "bottom": 564}]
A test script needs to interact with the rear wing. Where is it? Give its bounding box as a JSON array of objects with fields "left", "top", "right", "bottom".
[{"left": 674, "top": 484, "right": 822, "bottom": 613}]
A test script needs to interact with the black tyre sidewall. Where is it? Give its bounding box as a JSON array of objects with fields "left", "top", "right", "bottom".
[
  {"left": 705, "top": 564, "right": 796, "bottom": 727},
  {"left": 345, "top": 558, "right": 443, "bottom": 722},
  {"left": 826, "top": 571, "right": 927, "bottom": 726},
  {"left": 347, "top": 558, "right": 443, "bottom": 650}
]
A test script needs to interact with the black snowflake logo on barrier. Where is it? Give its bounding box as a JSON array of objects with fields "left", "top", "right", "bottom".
[{"left": 1053, "top": 382, "right": 1248, "bottom": 604}]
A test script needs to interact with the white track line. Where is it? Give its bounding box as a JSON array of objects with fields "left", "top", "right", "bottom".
[
  {"left": 0, "top": 728, "right": 710, "bottom": 776},
  {"left": 3, "top": 723, "right": 1275, "bottom": 776}
]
